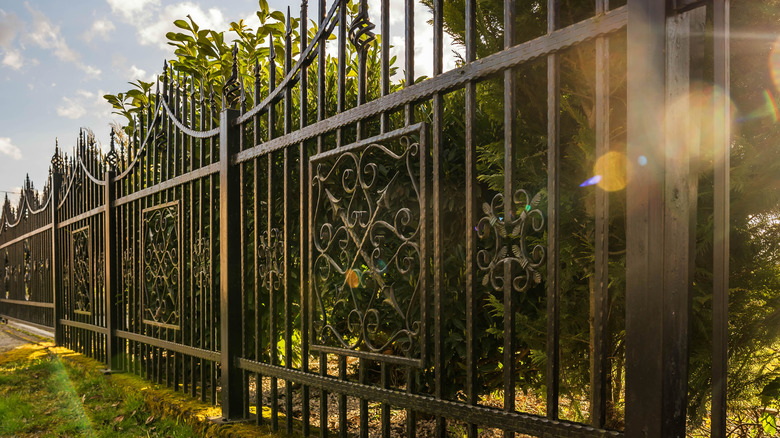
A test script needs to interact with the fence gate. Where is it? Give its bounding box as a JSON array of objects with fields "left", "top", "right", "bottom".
[{"left": 0, "top": 0, "right": 733, "bottom": 437}]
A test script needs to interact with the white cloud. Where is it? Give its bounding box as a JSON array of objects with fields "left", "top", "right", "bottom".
[
  {"left": 22, "top": 4, "right": 102, "bottom": 78},
  {"left": 26, "top": 4, "right": 79, "bottom": 63},
  {"left": 57, "top": 97, "right": 87, "bottom": 119},
  {"left": 0, "top": 137, "right": 22, "bottom": 160},
  {"left": 2, "top": 48, "right": 23, "bottom": 69},
  {"left": 0, "top": 10, "right": 25, "bottom": 70},
  {"left": 56, "top": 89, "right": 113, "bottom": 120},
  {"left": 367, "top": 0, "right": 404, "bottom": 26},
  {"left": 0, "top": 10, "right": 23, "bottom": 48},
  {"left": 84, "top": 19, "right": 115, "bottom": 42},
  {"left": 140, "top": 3, "right": 226, "bottom": 49},
  {"left": 128, "top": 64, "right": 156, "bottom": 82},
  {"left": 106, "top": 0, "right": 160, "bottom": 22},
  {"left": 81, "top": 64, "right": 102, "bottom": 78},
  {"left": 107, "top": 0, "right": 226, "bottom": 51},
  {"left": 386, "top": 2, "right": 463, "bottom": 80}
]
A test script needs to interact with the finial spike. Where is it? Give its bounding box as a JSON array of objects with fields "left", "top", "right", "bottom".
[{"left": 286, "top": 6, "right": 293, "bottom": 38}]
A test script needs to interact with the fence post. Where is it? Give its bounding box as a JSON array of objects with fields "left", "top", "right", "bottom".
[
  {"left": 104, "top": 166, "right": 119, "bottom": 371},
  {"left": 51, "top": 152, "right": 63, "bottom": 345},
  {"left": 219, "top": 107, "right": 243, "bottom": 420}
]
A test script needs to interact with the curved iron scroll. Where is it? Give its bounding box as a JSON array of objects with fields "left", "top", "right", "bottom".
[
  {"left": 477, "top": 190, "right": 545, "bottom": 293},
  {"left": 258, "top": 229, "right": 283, "bottom": 292},
  {"left": 310, "top": 124, "right": 427, "bottom": 367},
  {"left": 193, "top": 237, "right": 211, "bottom": 291},
  {"left": 142, "top": 202, "right": 181, "bottom": 329},
  {"left": 72, "top": 227, "right": 92, "bottom": 315},
  {"left": 3, "top": 250, "right": 9, "bottom": 299}
]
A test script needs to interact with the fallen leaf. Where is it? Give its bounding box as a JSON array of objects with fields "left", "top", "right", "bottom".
[
  {"left": 81, "top": 394, "right": 86, "bottom": 403},
  {"left": 145, "top": 415, "right": 155, "bottom": 425},
  {"left": 111, "top": 402, "right": 120, "bottom": 407},
  {"left": 114, "top": 415, "right": 124, "bottom": 423}
]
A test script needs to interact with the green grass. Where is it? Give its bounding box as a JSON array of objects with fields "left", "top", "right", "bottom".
[{"left": 0, "top": 342, "right": 196, "bottom": 437}]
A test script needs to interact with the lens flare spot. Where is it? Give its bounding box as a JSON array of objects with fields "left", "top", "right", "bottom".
[
  {"left": 667, "top": 84, "right": 736, "bottom": 162},
  {"left": 592, "top": 151, "right": 629, "bottom": 192},
  {"left": 580, "top": 175, "right": 602, "bottom": 188},
  {"left": 638, "top": 155, "right": 648, "bottom": 166},
  {"left": 346, "top": 269, "right": 362, "bottom": 288},
  {"left": 376, "top": 259, "right": 387, "bottom": 273}
]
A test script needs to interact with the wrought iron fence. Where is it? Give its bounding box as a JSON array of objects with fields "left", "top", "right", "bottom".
[{"left": 0, "top": 0, "right": 733, "bottom": 437}]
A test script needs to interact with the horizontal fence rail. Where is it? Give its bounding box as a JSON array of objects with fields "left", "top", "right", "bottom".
[{"left": 0, "top": 0, "right": 733, "bottom": 436}]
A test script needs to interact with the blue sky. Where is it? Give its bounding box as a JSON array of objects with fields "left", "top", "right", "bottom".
[
  {"left": 0, "top": 0, "right": 278, "bottom": 201},
  {"left": 0, "top": 0, "right": 455, "bottom": 205}
]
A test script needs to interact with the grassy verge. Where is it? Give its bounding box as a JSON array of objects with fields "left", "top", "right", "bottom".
[
  {"left": 0, "top": 340, "right": 196, "bottom": 437},
  {"left": 0, "top": 329, "right": 297, "bottom": 438}
]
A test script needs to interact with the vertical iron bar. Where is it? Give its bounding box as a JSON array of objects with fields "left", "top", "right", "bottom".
[
  {"left": 189, "top": 77, "right": 196, "bottom": 398},
  {"left": 357, "top": 1, "right": 369, "bottom": 433},
  {"left": 432, "top": 0, "right": 445, "bottom": 436},
  {"left": 546, "top": 0, "right": 560, "bottom": 421},
  {"left": 381, "top": 363, "right": 390, "bottom": 438},
  {"left": 356, "top": 0, "right": 367, "bottom": 140},
  {"left": 104, "top": 169, "right": 118, "bottom": 371},
  {"left": 359, "top": 358, "right": 368, "bottom": 438},
  {"left": 339, "top": 356, "right": 347, "bottom": 438},
  {"left": 404, "top": 0, "right": 414, "bottom": 126},
  {"left": 253, "top": 58, "right": 264, "bottom": 425},
  {"left": 712, "top": 1, "right": 730, "bottom": 436},
  {"left": 268, "top": 33, "right": 280, "bottom": 431},
  {"left": 337, "top": 1, "right": 346, "bottom": 147},
  {"left": 52, "top": 169, "right": 62, "bottom": 345},
  {"left": 314, "top": 0, "right": 328, "bottom": 417},
  {"left": 591, "top": 0, "right": 609, "bottom": 427},
  {"left": 284, "top": 11, "right": 294, "bottom": 434},
  {"left": 317, "top": 0, "right": 326, "bottom": 154},
  {"left": 219, "top": 107, "right": 244, "bottom": 420},
  {"left": 380, "top": 0, "right": 390, "bottom": 132},
  {"left": 464, "top": 0, "right": 477, "bottom": 435},
  {"left": 299, "top": 2, "right": 311, "bottom": 435},
  {"left": 403, "top": 0, "right": 417, "bottom": 434},
  {"left": 503, "top": 1, "right": 517, "bottom": 436}
]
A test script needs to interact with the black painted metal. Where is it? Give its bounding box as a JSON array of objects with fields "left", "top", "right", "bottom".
[{"left": 0, "top": 1, "right": 735, "bottom": 436}]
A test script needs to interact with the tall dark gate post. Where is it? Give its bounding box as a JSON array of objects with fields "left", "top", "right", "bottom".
[
  {"left": 104, "top": 165, "right": 119, "bottom": 371},
  {"left": 219, "top": 107, "right": 243, "bottom": 420},
  {"left": 51, "top": 152, "right": 63, "bottom": 345},
  {"left": 626, "top": 1, "right": 709, "bottom": 436}
]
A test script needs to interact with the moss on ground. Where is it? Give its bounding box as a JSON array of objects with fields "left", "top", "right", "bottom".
[{"left": 0, "top": 327, "right": 301, "bottom": 437}]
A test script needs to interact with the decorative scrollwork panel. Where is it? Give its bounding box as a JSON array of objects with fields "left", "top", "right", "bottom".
[
  {"left": 477, "top": 189, "right": 546, "bottom": 294},
  {"left": 142, "top": 202, "right": 181, "bottom": 330},
  {"left": 72, "top": 227, "right": 92, "bottom": 315},
  {"left": 310, "top": 124, "right": 427, "bottom": 367}
]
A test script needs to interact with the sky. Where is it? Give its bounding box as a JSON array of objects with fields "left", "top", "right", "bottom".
[{"left": 0, "top": 0, "right": 458, "bottom": 206}]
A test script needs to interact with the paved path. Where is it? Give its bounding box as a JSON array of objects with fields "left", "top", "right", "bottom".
[{"left": 0, "top": 324, "right": 29, "bottom": 353}]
